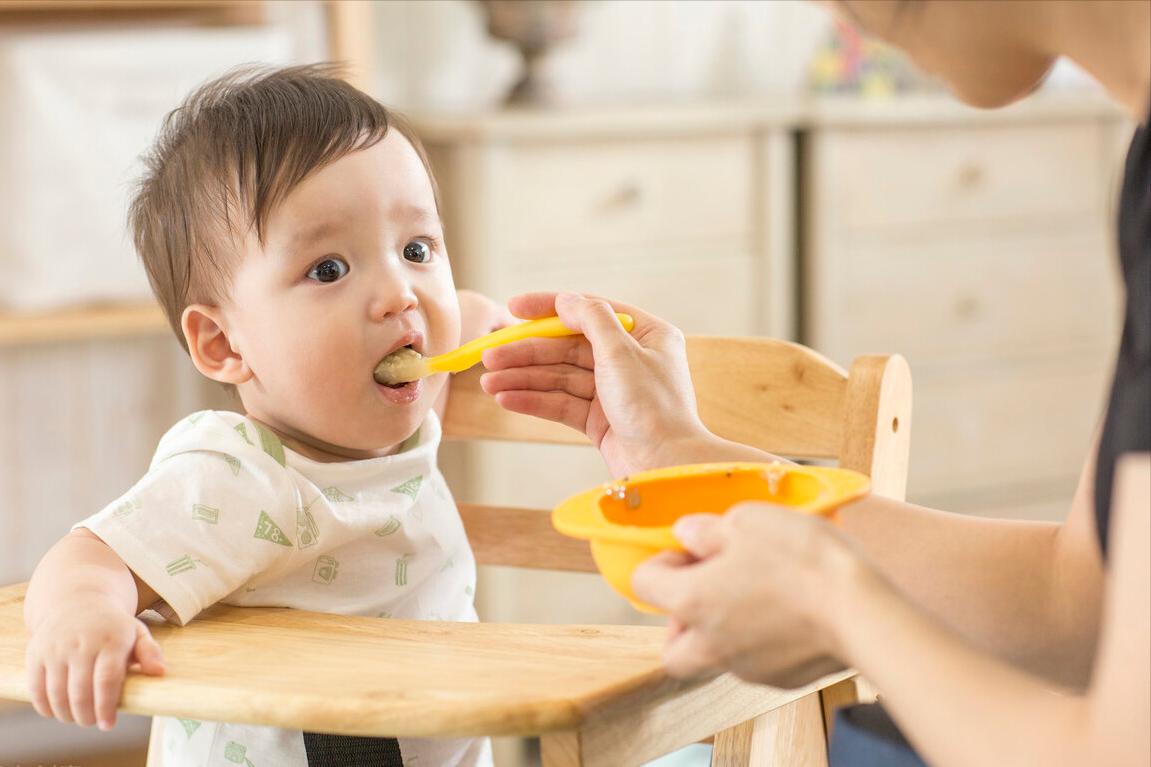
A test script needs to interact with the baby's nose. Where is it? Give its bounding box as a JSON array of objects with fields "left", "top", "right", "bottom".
[{"left": 370, "top": 274, "right": 419, "bottom": 319}]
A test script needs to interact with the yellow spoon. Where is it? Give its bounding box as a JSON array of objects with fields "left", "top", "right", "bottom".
[{"left": 374, "top": 313, "right": 635, "bottom": 385}]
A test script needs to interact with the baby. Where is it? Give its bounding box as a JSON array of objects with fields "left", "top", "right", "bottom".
[{"left": 23, "top": 65, "right": 505, "bottom": 767}]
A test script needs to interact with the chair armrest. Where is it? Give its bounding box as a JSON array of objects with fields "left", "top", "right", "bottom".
[{"left": 459, "top": 503, "right": 597, "bottom": 573}]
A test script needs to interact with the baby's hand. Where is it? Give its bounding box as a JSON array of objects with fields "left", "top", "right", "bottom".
[
  {"left": 457, "top": 289, "right": 517, "bottom": 345},
  {"left": 25, "top": 598, "right": 165, "bottom": 730}
]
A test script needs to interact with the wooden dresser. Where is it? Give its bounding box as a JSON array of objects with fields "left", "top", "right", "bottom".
[{"left": 801, "top": 96, "right": 1130, "bottom": 520}]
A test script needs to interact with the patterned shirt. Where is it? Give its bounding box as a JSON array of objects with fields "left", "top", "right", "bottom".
[{"left": 77, "top": 410, "right": 489, "bottom": 767}]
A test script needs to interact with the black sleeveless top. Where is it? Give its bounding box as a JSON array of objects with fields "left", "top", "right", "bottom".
[{"left": 1095, "top": 104, "right": 1151, "bottom": 556}]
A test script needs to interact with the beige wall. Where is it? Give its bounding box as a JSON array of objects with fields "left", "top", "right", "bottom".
[{"left": 370, "top": 0, "right": 831, "bottom": 111}]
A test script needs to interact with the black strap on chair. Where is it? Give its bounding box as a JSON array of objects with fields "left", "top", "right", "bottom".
[{"left": 303, "top": 732, "right": 405, "bottom": 767}]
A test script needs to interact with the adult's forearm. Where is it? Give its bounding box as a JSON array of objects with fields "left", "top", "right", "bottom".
[
  {"left": 832, "top": 564, "right": 1096, "bottom": 767},
  {"left": 837, "top": 495, "right": 1100, "bottom": 686}
]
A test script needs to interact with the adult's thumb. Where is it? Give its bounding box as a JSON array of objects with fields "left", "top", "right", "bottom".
[
  {"left": 673, "top": 514, "right": 726, "bottom": 559},
  {"left": 554, "top": 293, "right": 635, "bottom": 359}
]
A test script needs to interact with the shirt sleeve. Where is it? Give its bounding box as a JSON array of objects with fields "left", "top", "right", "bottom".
[{"left": 76, "top": 445, "right": 301, "bottom": 626}]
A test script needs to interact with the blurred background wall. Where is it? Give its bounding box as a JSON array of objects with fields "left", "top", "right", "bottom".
[{"left": 0, "top": 1, "right": 1132, "bottom": 765}]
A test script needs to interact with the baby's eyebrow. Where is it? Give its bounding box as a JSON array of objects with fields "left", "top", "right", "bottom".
[
  {"left": 288, "top": 220, "right": 342, "bottom": 250},
  {"left": 394, "top": 203, "right": 441, "bottom": 227}
]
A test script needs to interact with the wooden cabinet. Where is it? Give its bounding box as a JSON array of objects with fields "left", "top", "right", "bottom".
[{"left": 802, "top": 96, "right": 1129, "bottom": 518}]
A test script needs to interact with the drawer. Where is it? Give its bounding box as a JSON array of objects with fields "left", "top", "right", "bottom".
[
  {"left": 492, "top": 248, "right": 762, "bottom": 336},
  {"left": 907, "top": 357, "right": 1112, "bottom": 498},
  {"left": 808, "top": 230, "right": 1122, "bottom": 368},
  {"left": 816, "top": 122, "right": 1107, "bottom": 233},
  {"left": 490, "top": 136, "right": 755, "bottom": 255}
]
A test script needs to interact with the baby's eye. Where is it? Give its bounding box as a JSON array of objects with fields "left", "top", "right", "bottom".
[
  {"left": 307, "top": 257, "right": 349, "bottom": 283},
  {"left": 403, "top": 241, "right": 432, "bottom": 264}
]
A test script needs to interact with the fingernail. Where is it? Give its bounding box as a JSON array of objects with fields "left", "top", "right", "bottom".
[{"left": 673, "top": 517, "right": 699, "bottom": 542}]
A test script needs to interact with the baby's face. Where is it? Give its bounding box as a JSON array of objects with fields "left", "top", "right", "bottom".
[{"left": 223, "top": 131, "right": 460, "bottom": 459}]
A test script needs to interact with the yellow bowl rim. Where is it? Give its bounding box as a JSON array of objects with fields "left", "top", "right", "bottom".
[{"left": 552, "top": 462, "right": 870, "bottom": 549}]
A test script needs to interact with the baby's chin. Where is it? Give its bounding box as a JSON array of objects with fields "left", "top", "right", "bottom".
[{"left": 283, "top": 409, "right": 430, "bottom": 462}]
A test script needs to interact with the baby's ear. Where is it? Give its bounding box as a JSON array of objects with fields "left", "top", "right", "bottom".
[{"left": 182, "top": 304, "right": 252, "bottom": 385}]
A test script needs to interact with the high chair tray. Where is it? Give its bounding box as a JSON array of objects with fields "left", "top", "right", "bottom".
[
  {"left": 0, "top": 583, "right": 664, "bottom": 737},
  {"left": 0, "top": 582, "right": 852, "bottom": 743}
]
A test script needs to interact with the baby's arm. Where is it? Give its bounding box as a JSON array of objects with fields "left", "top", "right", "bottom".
[
  {"left": 435, "top": 289, "right": 516, "bottom": 420},
  {"left": 24, "top": 528, "right": 165, "bottom": 730}
]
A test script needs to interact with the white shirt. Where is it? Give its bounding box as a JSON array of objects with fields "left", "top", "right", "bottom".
[{"left": 78, "top": 410, "right": 490, "bottom": 767}]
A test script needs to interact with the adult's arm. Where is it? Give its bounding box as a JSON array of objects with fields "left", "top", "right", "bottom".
[
  {"left": 486, "top": 292, "right": 1105, "bottom": 686},
  {"left": 835, "top": 443, "right": 1104, "bottom": 687},
  {"left": 833, "top": 453, "right": 1148, "bottom": 766}
]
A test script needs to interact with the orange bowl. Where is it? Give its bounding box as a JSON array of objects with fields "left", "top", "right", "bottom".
[{"left": 552, "top": 462, "right": 870, "bottom": 612}]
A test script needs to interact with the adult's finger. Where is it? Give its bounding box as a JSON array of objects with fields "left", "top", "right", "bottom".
[
  {"left": 662, "top": 627, "right": 723, "bottom": 680},
  {"left": 480, "top": 364, "right": 596, "bottom": 401},
  {"left": 491, "top": 390, "right": 592, "bottom": 434},
  {"left": 92, "top": 649, "right": 125, "bottom": 731},
  {"left": 631, "top": 550, "right": 697, "bottom": 613},
  {"left": 553, "top": 293, "right": 639, "bottom": 361},
  {"left": 672, "top": 514, "right": 727, "bottom": 560},
  {"left": 507, "top": 291, "right": 678, "bottom": 350},
  {"left": 482, "top": 336, "right": 594, "bottom": 373},
  {"left": 506, "top": 292, "right": 567, "bottom": 321}
]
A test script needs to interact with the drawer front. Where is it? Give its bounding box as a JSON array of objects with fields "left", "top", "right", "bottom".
[
  {"left": 809, "top": 231, "right": 1121, "bottom": 368},
  {"left": 819, "top": 122, "right": 1106, "bottom": 232},
  {"left": 492, "top": 248, "right": 762, "bottom": 336},
  {"left": 492, "top": 136, "right": 755, "bottom": 256},
  {"left": 907, "top": 358, "right": 1112, "bottom": 499}
]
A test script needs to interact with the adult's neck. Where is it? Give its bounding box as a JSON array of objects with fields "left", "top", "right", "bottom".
[{"left": 1049, "top": 0, "right": 1151, "bottom": 122}]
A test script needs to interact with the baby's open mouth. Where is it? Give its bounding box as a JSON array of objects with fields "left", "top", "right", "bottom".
[{"left": 374, "top": 345, "right": 424, "bottom": 388}]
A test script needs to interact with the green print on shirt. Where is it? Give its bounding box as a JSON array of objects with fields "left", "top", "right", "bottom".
[
  {"left": 192, "top": 504, "right": 219, "bottom": 524},
  {"left": 297, "top": 507, "right": 320, "bottom": 549},
  {"left": 113, "top": 498, "right": 140, "bottom": 518},
  {"left": 395, "top": 555, "right": 411, "bottom": 586},
  {"left": 186, "top": 412, "right": 206, "bottom": 426},
  {"left": 220, "top": 454, "right": 242, "bottom": 476},
  {"left": 177, "top": 718, "right": 201, "bottom": 737},
  {"left": 322, "top": 486, "right": 355, "bottom": 503},
  {"left": 224, "top": 741, "right": 255, "bottom": 766},
  {"left": 374, "top": 516, "right": 402, "bottom": 537},
  {"left": 234, "top": 423, "right": 253, "bottom": 446},
  {"left": 254, "top": 511, "right": 292, "bottom": 547},
  {"left": 251, "top": 422, "right": 286, "bottom": 467},
  {"left": 312, "top": 555, "right": 339, "bottom": 585},
  {"left": 166, "top": 555, "right": 198, "bottom": 576},
  {"left": 390, "top": 475, "right": 423, "bottom": 501}
]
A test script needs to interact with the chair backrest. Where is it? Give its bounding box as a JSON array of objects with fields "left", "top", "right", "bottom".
[{"left": 443, "top": 336, "right": 912, "bottom": 572}]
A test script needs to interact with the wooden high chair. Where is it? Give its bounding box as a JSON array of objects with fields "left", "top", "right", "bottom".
[{"left": 0, "top": 336, "right": 911, "bottom": 766}]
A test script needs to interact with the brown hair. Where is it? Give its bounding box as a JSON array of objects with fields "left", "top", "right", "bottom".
[{"left": 129, "top": 63, "right": 438, "bottom": 350}]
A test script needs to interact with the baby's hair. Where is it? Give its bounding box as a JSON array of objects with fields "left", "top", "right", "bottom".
[{"left": 129, "top": 63, "right": 438, "bottom": 350}]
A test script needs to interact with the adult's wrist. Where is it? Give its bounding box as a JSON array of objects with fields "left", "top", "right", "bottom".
[
  {"left": 646, "top": 428, "right": 732, "bottom": 470},
  {"left": 818, "top": 529, "right": 900, "bottom": 667}
]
